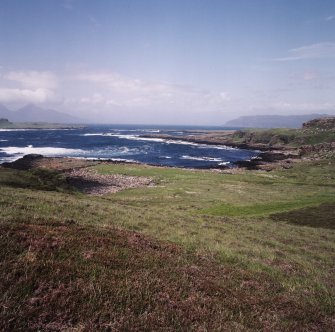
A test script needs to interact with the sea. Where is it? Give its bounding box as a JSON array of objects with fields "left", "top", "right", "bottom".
[{"left": 0, "top": 125, "right": 259, "bottom": 168}]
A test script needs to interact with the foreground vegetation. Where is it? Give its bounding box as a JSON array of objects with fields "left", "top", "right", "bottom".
[{"left": 0, "top": 156, "right": 334, "bottom": 330}]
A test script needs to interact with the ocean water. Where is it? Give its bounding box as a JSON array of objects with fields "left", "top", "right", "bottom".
[{"left": 0, "top": 125, "right": 259, "bottom": 168}]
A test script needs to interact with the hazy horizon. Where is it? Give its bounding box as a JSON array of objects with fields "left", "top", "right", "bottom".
[{"left": 1, "top": 0, "right": 335, "bottom": 125}]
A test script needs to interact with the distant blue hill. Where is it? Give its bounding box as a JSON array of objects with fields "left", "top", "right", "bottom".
[
  {"left": 224, "top": 114, "right": 330, "bottom": 129},
  {"left": 0, "top": 103, "right": 82, "bottom": 123}
]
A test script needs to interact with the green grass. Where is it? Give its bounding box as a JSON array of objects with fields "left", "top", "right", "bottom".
[
  {"left": 201, "top": 198, "right": 332, "bottom": 217},
  {"left": 231, "top": 126, "right": 335, "bottom": 147},
  {"left": 0, "top": 159, "right": 334, "bottom": 330}
]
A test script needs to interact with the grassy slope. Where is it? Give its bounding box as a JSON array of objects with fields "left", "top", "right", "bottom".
[
  {"left": 231, "top": 126, "right": 335, "bottom": 147},
  {"left": 0, "top": 161, "right": 334, "bottom": 330}
]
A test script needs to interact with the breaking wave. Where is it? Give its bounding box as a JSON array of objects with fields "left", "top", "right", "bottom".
[
  {"left": 0, "top": 146, "right": 85, "bottom": 161},
  {"left": 81, "top": 132, "right": 237, "bottom": 150}
]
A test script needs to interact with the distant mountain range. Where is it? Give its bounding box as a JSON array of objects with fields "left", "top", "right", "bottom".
[
  {"left": 1, "top": 104, "right": 331, "bottom": 128},
  {"left": 224, "top": 114, "right": 329, "bottom": 129},
  {"left": 0, "top": 103, "right": 82, "bottom": 123}
]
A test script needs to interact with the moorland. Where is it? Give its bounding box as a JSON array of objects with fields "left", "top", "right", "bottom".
[{"left": 0, "top": 118, "right": 334, "bottom": 331}]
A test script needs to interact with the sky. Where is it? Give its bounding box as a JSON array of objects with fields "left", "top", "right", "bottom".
[{"left": 0, "top": 0, "right": 335, "bottom": 124}]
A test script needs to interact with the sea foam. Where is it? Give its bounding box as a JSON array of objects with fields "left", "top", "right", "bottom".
[
  {"left": 181, "top": 155, "right": 223, "bottom": 162},
  {"left": 81, "top": 132, "right": 237, "bottom": 150},
  {"left": 0, "top": 146, "right": 84, "bottom": 160}
]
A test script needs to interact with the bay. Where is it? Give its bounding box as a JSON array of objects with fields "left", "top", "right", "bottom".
[{"left": 0, "top": 125, "right": 258, "bottom": 168}]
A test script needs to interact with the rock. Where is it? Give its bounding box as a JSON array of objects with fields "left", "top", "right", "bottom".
[
  {"left": 300, "top": 142, "right": 335, "bottom": 159},
  {"left": 302, "top": 117, "right": 335, "bottom": 130},
  {"left": 66, "top": 168, "right": 154, "bottom": 195},
  {"left": 2, "top": 154, "right": 44, "bottom": 170}
]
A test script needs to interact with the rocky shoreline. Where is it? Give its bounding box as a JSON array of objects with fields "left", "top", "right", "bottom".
[
  {"left": 139, "top": 132, "right": 302, "bottom": 171},
  {"left": 140, "top": 132, "right": 282, "bottom": 151},
  {"left": 0, "top": 131, "right": 332, "bottom": 194},
  {"left": 139, "top": 117, "right": 335, "bottom": 171},
  {"left": 2, "top": 117, "right": 334, "bottom": 177}
]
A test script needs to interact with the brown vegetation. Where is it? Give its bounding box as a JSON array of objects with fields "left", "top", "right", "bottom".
[{"left": 1, "top": 221, "right": 333, "bottom": 331}]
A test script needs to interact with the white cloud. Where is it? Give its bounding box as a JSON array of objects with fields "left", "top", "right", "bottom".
[
  {"left": 0, "top": 70, "right": 59, "bottom": 105},
  {"left": 219, "top": 91, "right": 230, "bottom": 101},
  {"left": 0, "top": 88, "right": 55, "bottom": 104},
  {"left": 325, "top": 15, "right": 335, "bottom": 21},
  {"left": 66, "top": 92, "right": 121, "bottom": 106},
  {"left": 275, "top": 42, "right": 335, "bottom": 61},
  {"left": 0, "top": 68, "right": 230, "bottom": 116},
  {"left": 73, "top": 71, "right": 230, "bottom": 110},
  {"left": 75, "top": 72, "right": 171, "bottom": 95},
  {"left": 4, "top": 70, "right": 58, "bottom": 89}
]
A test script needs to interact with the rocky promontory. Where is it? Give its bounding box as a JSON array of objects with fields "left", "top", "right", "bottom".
[{"left": 140, "top": 116, "right": 335, "bottom": 171}]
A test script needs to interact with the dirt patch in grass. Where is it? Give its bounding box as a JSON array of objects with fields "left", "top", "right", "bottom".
[
  {"left": 2, "top": 156, "right": 155, "bottom": 195},
  {"left": 271, "top": 202, "right": 335, "bottom": 229},
  {"left": 0, "top": 222, "right": 333, "bottom": 331},
  {"left": 65, "top": 168, "right": 154, "bottom": 195}
]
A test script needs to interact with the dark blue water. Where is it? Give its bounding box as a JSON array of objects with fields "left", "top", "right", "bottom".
[{"left": 0, "top": 125, "right": 258, "bottom": 168}]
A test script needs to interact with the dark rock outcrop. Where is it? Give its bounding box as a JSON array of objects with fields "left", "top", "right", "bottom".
[
  {"left": 302, "top": 117, "right": 335, "bottom": 130},
  {"left": 300, "top": 142, "right": 335, "bottom": 159},
  {"left": 2, "top": 154, "right": 44, "bottom": 170}
]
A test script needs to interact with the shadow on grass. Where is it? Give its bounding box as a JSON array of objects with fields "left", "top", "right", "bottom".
[
  {"left": 0, "top": 167, "right": 75, "bottom": 193},
  {"left": 66, "top": 176, "right": 112, "bottom": 194},
  {"left": 271, "top": 202, "right": 335, "bottom": 229}
]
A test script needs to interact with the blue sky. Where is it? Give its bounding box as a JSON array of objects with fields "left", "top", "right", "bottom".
[{"left": 0, "top": 0, "right": 334, "bottom": 124}]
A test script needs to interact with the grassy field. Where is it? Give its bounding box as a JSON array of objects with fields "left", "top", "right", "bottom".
[{"left": 0, "top": 159, "right": 334, "bottom": 330}]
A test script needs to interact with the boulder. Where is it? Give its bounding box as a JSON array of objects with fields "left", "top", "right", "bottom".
[{"left": 2, "top": 154, "right": 44, "bottom": 170}]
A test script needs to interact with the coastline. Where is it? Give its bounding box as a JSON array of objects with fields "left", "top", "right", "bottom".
[
  {"left": 140, "top": 131, "right": 302, "bottom": 171},
  {"left": 0, "top": 122, "right": 86, "bottom": 130},
  {"left": 1, "top": 117, "right": 333, "bottom": 171}
]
